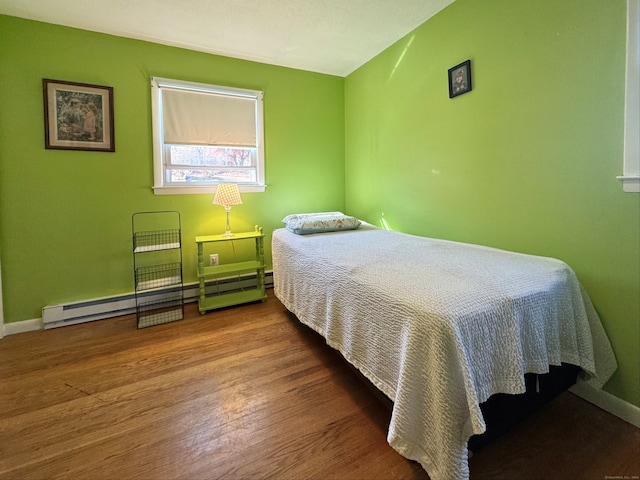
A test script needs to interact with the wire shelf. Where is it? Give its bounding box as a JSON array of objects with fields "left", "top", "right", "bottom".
[
  {"left": 136, "top": 296, "right": 184, "bottom": 329},
  {"left": 133, "top": 229, "right": 181, "bottom": 253},
  {"left": 135, "top": 262, "right": 182, "bottom": 291},
  {"left": 132, "top": 211, "right": 183, "bottom": 329}
]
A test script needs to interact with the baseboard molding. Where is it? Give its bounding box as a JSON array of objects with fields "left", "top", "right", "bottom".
[
  {"left": 4, "top": 317, "right": 43, "bottom": 335},
  {"left": 4, "top": 270, "right": 273, "bottom": 332},
  {"left": 570, "top": 381, "right": 640, "bottom": 428}
]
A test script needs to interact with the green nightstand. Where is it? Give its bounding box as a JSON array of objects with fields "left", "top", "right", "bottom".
[{"left": 195, "top": 225, "right": 267, "bottom": 314}]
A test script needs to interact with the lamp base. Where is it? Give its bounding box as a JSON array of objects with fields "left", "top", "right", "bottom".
[{"left": 222, "top": 206, "right": 234, "bottom": 237}]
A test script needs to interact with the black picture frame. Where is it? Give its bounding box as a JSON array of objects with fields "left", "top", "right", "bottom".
[
  {"left": 43, "top": 79, "right": 115, "bottom": 152},
  {"left": 448, "top": 60, "right": 472, "bottom": 98}
]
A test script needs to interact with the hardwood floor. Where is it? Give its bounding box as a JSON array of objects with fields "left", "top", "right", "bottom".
[{"left": 0, "top": 291, "right": 638, "bottom": 480}]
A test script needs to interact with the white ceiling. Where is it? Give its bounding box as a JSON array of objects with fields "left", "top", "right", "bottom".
[{"left": 0, "top": 0, "right": 455, "bottom": 77}]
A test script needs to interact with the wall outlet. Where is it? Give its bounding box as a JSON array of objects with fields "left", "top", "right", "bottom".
[{"left": 209, "top": 253, "right": 219, "bottom": 266}]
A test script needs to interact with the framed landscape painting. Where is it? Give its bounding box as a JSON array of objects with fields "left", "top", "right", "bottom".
[{"left": 43, "top": 79, "right": 115, "bottom": 152}]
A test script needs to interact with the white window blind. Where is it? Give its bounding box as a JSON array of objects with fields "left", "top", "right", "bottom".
[{"left": 161, "top": 88, "right": 258, "bottom": 147}]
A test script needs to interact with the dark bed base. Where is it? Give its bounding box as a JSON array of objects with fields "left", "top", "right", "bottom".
[
  {"left": 345, "top": 359, "right": 581, "bottom": 453},
  {"left": 468, "top": 363, "right": 582, "bottom": 451}
]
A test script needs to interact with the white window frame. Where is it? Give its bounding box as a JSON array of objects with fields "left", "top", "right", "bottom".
[
  {"left": 619, "top": 0, "right": 640, "bottom": 192},
  {"left": 150, "top": 77, "right": 265, "bottom": 195}
]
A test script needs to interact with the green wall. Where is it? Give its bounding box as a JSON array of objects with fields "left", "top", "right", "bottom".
[
  {"left": 345, "top": 0, "right": 639, "bottom": 406},
  {"left": 0, "top": 15, "right": 345, "bottom": 322}
]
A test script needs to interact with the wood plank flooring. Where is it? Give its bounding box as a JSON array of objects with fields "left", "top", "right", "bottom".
[{"left": 0, "top": 291, "right": 638, "bottom": 480}]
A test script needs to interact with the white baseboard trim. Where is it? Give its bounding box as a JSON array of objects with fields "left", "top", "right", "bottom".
[
  {"left": 4, "top": 317, "right": 43, "bottom": 335},
  {"left": 4, "top": 270, "right": 273, "bottom": 334},
  {"left": 570, "top": 381, "right": 640, "bottom": 428}
]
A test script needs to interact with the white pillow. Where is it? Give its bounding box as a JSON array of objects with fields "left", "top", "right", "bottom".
[
  {"left": 282, "top": 212, "right": 361, "bottom": 235},
  {"left": 282, "top": 211, "right": 344, "bottom": 223}
]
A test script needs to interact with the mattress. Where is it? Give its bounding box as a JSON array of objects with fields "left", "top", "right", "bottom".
[{"left": 272, "top": 223, "right": 617, "bottom": 480}]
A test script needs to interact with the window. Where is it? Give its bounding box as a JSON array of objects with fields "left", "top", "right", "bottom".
[
  {"left": 151, "top": 77, "right": 265, "bottom": 194},
  {"left": 619, "top": 0, "right": 640, "bottom": 192}
]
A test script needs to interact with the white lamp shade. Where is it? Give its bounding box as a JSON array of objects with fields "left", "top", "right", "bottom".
[{"left": 213, "top": 183, "right": 242, "bottom": 206}]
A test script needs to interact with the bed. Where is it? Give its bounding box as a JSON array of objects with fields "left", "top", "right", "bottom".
[{"left": 272, "top": 216, "right": 617, "bottom": 480}]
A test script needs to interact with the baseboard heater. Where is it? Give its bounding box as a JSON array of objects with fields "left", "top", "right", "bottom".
[{"left": 42, "top": 270, "right": 274, "bottom": 329}]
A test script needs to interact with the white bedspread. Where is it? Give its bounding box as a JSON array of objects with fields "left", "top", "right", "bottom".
[{"left": 272, "top": 224, "right": 617, "bottom": 480}]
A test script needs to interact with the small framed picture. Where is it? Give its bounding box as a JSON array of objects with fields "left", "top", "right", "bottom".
[
  {"left": 448, "top": 60, "right": 472, "bottom": 98},
  {"left": 43, "top": 79, "right": 115, "bottom": 152}
]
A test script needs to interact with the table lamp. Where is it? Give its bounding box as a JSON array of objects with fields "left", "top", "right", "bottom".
[{"left": 213, "top": 183, "right": 242, "bottom": 237}]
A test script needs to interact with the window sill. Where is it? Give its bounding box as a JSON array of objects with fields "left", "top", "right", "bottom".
[
  {"left": 153, "top": 185, "right": 266, "bottom": 195},
  {"left": 616, "top": 176, "right": 640, "bottom": 193}
]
